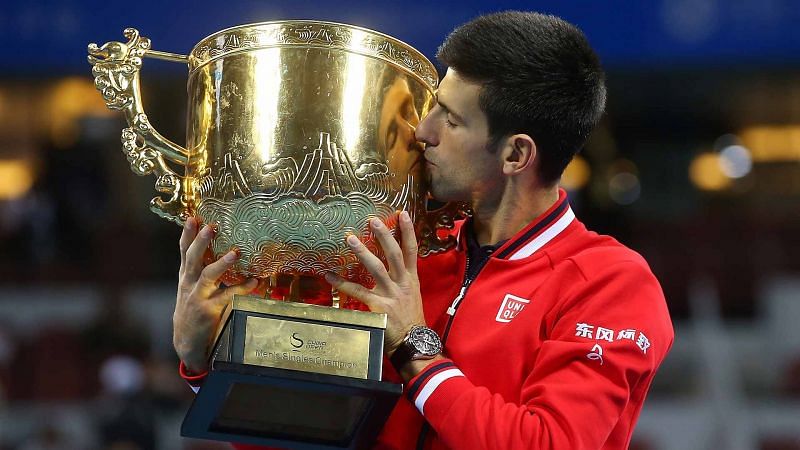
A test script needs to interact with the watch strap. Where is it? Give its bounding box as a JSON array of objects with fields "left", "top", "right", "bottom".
[{"left": 390, "top": 340, "right": 416, "bottom": 372}]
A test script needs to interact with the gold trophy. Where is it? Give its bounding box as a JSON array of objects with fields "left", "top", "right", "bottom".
[{"left": 88, "top": 21, "right": 465, "bottom": 449}]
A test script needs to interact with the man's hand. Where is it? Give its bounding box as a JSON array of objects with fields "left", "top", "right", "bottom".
[
  {"left": 325, "top": 211, "right": 426, "bottom": 356},
  {"left": 173, "top": 217, "right": 258, "bottom": 374}
]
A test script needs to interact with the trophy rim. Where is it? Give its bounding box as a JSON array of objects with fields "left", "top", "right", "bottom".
[{"left": 187, "top": 19, "right": 439, "bottom": 91}]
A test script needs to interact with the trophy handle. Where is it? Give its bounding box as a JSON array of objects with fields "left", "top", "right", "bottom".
[
  {"left": 417, "top": 200, "right": 472, "bottom": 257},
  {"left": 88, "top": 28, "right": 191, "bottom": 224}
]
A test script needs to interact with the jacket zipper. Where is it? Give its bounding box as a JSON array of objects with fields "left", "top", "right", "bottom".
[
  {"left": 417, "top": 253, "right": 491, "bottom": 450},
  {"left": 442, "top": 253, "right": 490, "bottom": 344}
]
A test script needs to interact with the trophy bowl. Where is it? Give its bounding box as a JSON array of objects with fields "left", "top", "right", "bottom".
[{"left": 88, "top": 21, "right": 465, "bottom": 297}]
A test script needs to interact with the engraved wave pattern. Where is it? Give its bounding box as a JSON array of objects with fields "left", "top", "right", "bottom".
[{"left": 196, "top": 191, "right": 396, "bottom": 278}]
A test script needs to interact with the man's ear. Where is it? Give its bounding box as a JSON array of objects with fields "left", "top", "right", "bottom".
[{"left": 501, "top": 134, "right": 536, "bottom": 176}]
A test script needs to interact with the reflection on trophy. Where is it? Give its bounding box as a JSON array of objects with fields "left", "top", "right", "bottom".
[{"left": 88, "top": 21, "right": 466, "bottom": 449}]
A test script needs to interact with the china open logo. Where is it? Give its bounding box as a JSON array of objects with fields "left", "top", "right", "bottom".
[
  {"left": 290, "top": 332, "right": 304, "bottom": 351},
  {"left": 495, "top": 294, "right": 530, "bottom": 323}
]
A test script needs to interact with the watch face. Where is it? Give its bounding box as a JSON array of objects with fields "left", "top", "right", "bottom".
[{"left": 410, "top": 326, "right": 442, "bottom": 356}]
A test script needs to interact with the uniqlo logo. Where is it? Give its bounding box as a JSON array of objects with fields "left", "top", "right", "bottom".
[{"left": 495, "top": 294, "right": 530, "bottom": 323}]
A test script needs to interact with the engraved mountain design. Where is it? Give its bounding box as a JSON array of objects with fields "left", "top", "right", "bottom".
[
  {"left": 293, "top": 132, "right": 362, "bottom": 201},
  {"left": 218, "top": 152, "right": 253, "bottom": 199},
  {"left": 217, "top": 132, "right": 401, "bottom": 206}
]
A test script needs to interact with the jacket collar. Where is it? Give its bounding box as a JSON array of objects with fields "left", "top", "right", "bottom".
[{"left": 456, "top": 188, "right": 575, "bottom": 261}]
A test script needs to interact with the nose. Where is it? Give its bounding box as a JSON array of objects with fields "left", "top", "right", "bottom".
[{"left": 414, "top": 109, "right": 438, "bottom": 149}]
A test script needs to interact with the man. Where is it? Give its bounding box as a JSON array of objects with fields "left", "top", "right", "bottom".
[{"left": 174, "top": 11, "right": 674, "bottom": 450}]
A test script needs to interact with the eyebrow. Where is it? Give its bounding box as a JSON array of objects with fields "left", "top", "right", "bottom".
[{"left": 434, "top": 93, "right": 466, "bottom": 124}]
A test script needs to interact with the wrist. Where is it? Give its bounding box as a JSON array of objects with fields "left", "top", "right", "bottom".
[
  {"left": 398, "top": 354, "right": 447, "bottom": 382},
  {"left": 174, "top": 336, "right": 210, "bottom": 375},
  {"left": 389, "top": 325, "right": 443, "bottom": 376},
  {"left": 176, "top": 344, "right": 208, "bottom": 375},
  {"left": 181, "top": 358, "right": 208, "bottom": 376},
  {"left": 385, "top": 324, "right": 418, "bottom": 359},
  {"left": 179, "top": 360, "right": 208, "bottom": 382}
]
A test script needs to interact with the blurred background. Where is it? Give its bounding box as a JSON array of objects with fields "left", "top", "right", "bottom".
[{"left": 1, "top": 0, "right": 799, "bottom": 449}]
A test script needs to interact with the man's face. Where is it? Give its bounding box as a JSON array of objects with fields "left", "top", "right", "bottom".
[{"left": 415, "top": 68, "right": 503, "bottom": 203}]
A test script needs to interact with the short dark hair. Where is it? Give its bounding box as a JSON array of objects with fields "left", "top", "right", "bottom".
[{"left": 437, "top": 11, "right": 606, "bottom": 185}]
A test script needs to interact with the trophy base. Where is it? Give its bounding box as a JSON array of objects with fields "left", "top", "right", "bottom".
[
  {"left": 181, "top": 295, "right": 402, "bottom": 449},
  {"left": 181, "top": 361, "right": 402, "bottom": 449}
]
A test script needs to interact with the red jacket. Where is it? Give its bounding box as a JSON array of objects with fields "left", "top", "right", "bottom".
[
  {"left": 374, "top": 189, "right": 673, "bottom": 449},
  {"left": 202, "top": 190, "right": 674, "bottom": 450}
]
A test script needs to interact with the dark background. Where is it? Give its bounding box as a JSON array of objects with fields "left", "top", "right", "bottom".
[{"left": 0, "top": 1, "right": 799, "bottom": 449}]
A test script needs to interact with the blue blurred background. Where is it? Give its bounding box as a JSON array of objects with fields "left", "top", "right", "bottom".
[{"left": 1, "top": 1, "right": 799, "bottom": 449}]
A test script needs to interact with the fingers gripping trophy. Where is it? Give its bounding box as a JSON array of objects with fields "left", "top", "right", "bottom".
[{"left": 88, "top": 22, "right": 466, "bottom": 449}]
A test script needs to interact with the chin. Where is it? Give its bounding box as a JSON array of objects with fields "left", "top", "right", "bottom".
[{"left": 428, "top": 186, "right": 462, "bottom": 204}]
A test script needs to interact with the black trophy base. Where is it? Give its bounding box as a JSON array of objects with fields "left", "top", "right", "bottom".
[{"left": 181, "top": 361, "right": 402, "bottom": 449}]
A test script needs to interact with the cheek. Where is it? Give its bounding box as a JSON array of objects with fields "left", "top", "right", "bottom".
[{"left": 439, "top": 125, "right": 464, "bottom": 148}]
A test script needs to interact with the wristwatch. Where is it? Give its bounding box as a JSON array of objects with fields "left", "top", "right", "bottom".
[{"left": 390, "top": 325, "right": 443, "bottom": 371}]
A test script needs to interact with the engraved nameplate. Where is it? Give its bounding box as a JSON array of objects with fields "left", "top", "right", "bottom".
[{"left": 243, "top": 316, "right": 371, "bottom": 379}]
